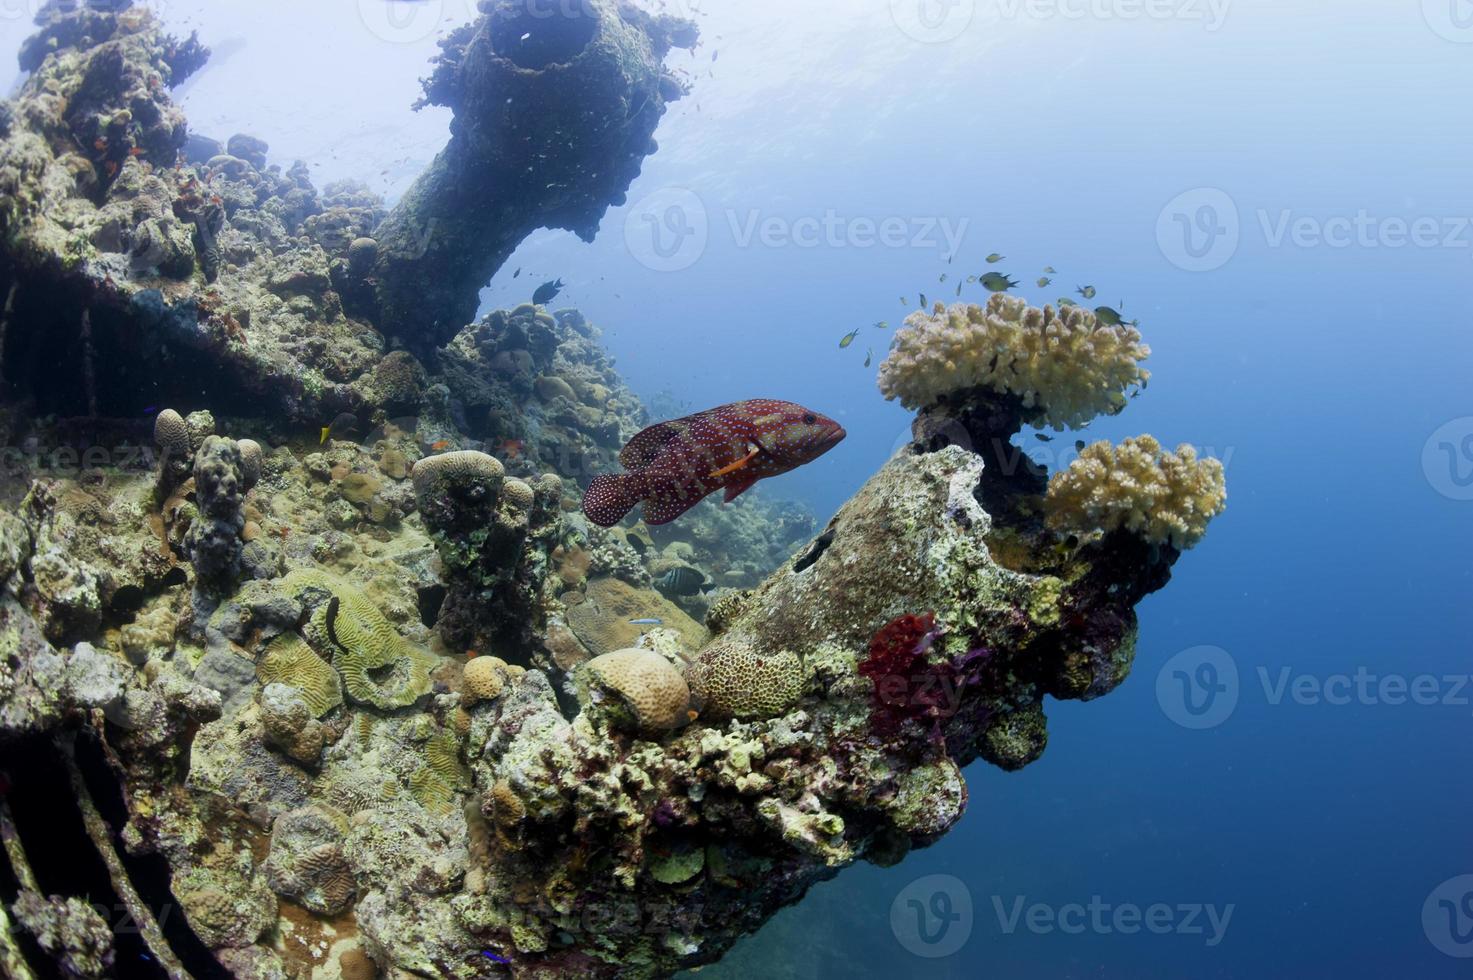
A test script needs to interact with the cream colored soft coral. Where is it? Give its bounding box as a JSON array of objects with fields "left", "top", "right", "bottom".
[
  {"left": 877, "top": 295, "right": 1150, "bottom": 429},
  {"left": 1045, "top": 435, "right": 1226, "bottom": 549}
]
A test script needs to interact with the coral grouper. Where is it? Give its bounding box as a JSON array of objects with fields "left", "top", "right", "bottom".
[{"left": 583, "top": 399, "right": 845, "bottom": 526}]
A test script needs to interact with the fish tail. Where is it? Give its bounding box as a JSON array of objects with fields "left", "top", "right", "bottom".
[{"left": 583, "top": 473, "right": 640, "bottom": 528}]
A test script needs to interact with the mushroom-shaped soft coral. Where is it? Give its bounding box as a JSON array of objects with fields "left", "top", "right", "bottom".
[
  {"left": 1045, "top": 435, "right": 1226, "bottom": 549},
  {"left": 878, "top": 295, "right": 1150, "bottom": 429}
]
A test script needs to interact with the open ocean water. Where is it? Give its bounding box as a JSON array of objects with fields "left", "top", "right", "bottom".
[{"left": 4, "top": 1, "right": 1469, "bottom": 976}]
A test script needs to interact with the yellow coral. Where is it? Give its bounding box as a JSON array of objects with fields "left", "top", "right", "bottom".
[
  {"left": 257, "top": 633, "right": 343, "bottom": 717},
  {"left": 1045, "top": 435, "right": 1226, "bottom": 549},
  {"left": 877, "top": 295, "right": 1150, "bottom": 429},
  {"left": 280, "top": 570, "right": 434, "bottom": 710},
  {"left": 583, "top": 648, "right": 693, "bottom": 731},
  {"left": 462, "top": 656, "right": 508, "bottom": 705},
  {"left": 501, "top": 478, "right": 534, "bottom": 511},
  {"left": 691, "top": 637, "right": 803, "bottom": 721}
]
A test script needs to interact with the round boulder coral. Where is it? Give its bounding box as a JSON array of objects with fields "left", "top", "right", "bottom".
[
  {"left": 237, "top": 438, "right": 263, "bottom": 491},
  {"left": 690, "top": 637, "right": 803, "bottom": 721},
  {"left": 581, "top": 648, "right": 693, "bottom": 732},
  {"left": 502, "top": 477, "right": 534, "bottom": 511},
  {"left": 462, "top": 655, "right": 510, "bottom": 705}
]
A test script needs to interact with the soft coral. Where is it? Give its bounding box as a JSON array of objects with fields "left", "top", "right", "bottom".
[{"left": 859, "top": 612, "right": 989, "bottom": 744}]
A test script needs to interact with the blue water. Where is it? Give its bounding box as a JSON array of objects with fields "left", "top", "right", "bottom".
[{"left": 8, "top": 2, "right": 1469, "bottom": 975}]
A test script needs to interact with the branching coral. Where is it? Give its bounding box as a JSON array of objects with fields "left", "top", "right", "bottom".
[
  {"left": 877, "top": 295, "right": 1150, "bottom": 429},
  {"left": 1045, "top": 435, "right": 1227, "bottom": 549}
]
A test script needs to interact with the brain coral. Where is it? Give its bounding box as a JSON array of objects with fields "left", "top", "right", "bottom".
[
  {"left": 153, "top": 408, "right": 191, "bottom": 464},
  {"left": 583, "top": 648, "right": 693, "bottom": 731},
  {"left": 1045, "top": 435, "right": 1227, "bottom": 549},
  {"left": 410, "top": 450, "right": 504, "bottom": 515},
  {"left": 691, "top": 637, "right": 803, "bottom": 721},
  {"left": 462, "top": 655, "right": 509, "bottom": 705},
  {"left": 237, "top": 438, "right": 263, "bottom": 491},
  {"left": 257, "top": 633, "right": 342, "bottom": 717},
  {"left": 502, "top": 477, "right": 534, "bottom": 511},
  {"left": 281, "top": 570, "right": 433, "bottom": 709},
  {"left": 877, "top": 295, "right": 1150, "bottom": 429}
]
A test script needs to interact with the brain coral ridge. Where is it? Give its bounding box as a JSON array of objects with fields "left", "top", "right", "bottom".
[
  {"left": 279, "top": 569, "right": 433, "bottom": 709},
  {"left": 877, "top": 294, "right": 1150, "bottom": 429},
  {"left": 1045, "top": 435, "right": 1227, "bottom": 549}
]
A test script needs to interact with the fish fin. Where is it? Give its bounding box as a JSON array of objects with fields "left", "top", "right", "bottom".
[
  {"left": 723, "top": 476, "right": 757, "bottom": 503},
  {"left": 582, "top": 474, "right": 640, "bottom": 528},
  {"left": 619, "top": 421, "right": 683, "bottom": 469},
  {"left": 319, "top": 427, "right": 330, "bottom": 445},
  {"left": 709, "top": 445, "right": 760, "bottom": 479}
]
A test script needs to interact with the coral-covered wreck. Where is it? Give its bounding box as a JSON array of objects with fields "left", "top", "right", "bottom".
[{"left": 0, "top": 3, "right": 1225, "bottom": 978}]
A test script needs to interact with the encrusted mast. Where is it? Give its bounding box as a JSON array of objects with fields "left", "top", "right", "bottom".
[{"left": 0, "top": 4, "right": 1226, "bottom": 979}]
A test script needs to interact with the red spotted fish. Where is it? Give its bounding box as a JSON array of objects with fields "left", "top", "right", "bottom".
[{"left": 582, "top": 399, "right": 845, "bottom": 527}]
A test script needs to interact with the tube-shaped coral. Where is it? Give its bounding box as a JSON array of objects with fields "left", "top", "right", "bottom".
[
  {"left": 1045, "top": 435, "right": 1227, "bottom": 549},
  {"left": 878, "top": 295, "right": 1150, "bottom": 429}
]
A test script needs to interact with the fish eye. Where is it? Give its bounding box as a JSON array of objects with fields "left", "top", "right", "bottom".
[{"left": 802, "top": 414, "right": 817, "bottom": 424}]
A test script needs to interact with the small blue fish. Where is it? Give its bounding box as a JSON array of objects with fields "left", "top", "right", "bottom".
[
  {"left": 483, "top": 950, "right": 510, "bottom": 964},
  {"left": 628, "top": 618, "right": 664, "bottom": 626}
]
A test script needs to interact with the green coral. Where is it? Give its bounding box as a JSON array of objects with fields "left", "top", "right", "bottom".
[
  {"left": 279, "top": 569, "right": 433, "bottom": 710},
  {"left": 256, "top": 633, "right": 342, "bottom": 717}
]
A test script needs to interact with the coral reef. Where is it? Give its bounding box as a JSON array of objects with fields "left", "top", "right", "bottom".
[
  {"left": 1045, "top": 435, "right": 1228, "bottom": 549},
  {"left": 878, "top": 295, "right": 1150, "bottom": 429},
  {"left": 0, "top": 5, "right": 1228, "bottom": 979}
]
